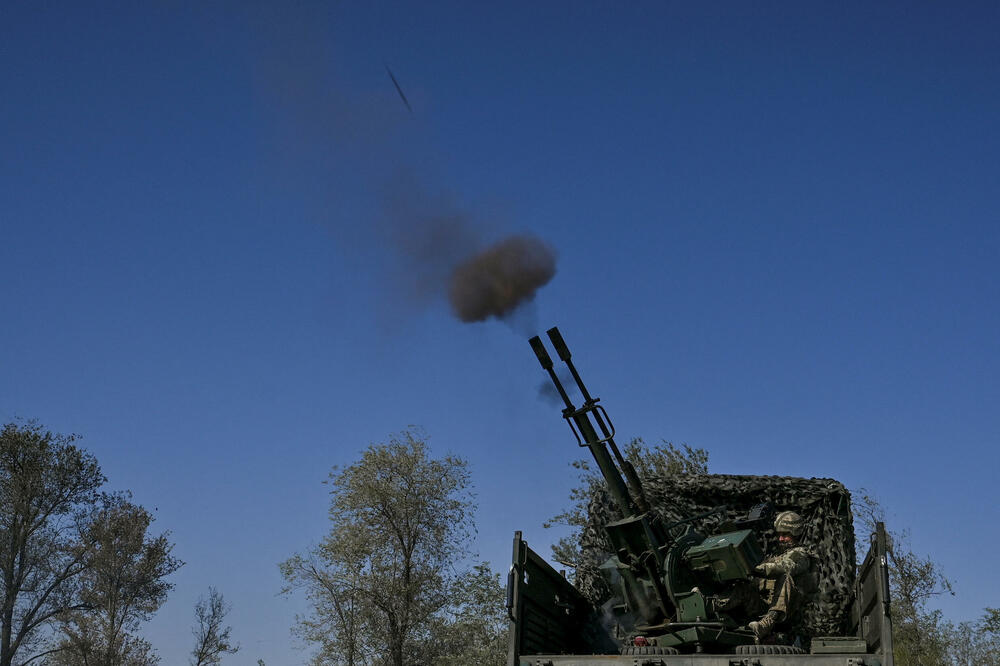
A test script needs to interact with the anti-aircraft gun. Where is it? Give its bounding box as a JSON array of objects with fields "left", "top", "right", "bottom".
[{"left": 506, "top": 327, "right": 895, "bottom": 664}]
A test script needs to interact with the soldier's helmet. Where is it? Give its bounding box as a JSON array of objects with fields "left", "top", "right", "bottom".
[{"left": 774, "top": 511, "right": 804, "bottom": 537}]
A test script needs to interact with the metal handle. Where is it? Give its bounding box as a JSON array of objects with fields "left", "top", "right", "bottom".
[{"left": 564, "top": 403, "right": 616, "bottom": 447}]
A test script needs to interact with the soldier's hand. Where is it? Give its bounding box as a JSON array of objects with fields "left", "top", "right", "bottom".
[{"left": 754, "top": 563, "right": 772, "bottom": 577}]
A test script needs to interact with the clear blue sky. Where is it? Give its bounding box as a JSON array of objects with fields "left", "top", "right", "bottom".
[{"left": 2, "top": 2, "right": 998, "bottom": 663}]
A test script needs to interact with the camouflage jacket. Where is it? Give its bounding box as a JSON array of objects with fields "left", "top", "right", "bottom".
[{"left": 755, "top": 545, "right": 811, "bottom": 578}]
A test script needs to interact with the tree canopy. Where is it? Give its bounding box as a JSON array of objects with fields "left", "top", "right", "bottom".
[
  {"left": 0, "top": 421, "right": 180, "bottom": 666},
  {"left": 281, "top": 429, "right": 503, "bottom": 666},
  {"left": 1, "top": 421, "right": 105, "bottom": 666},
  {"left": 49, "top": 497, "right": 182, "bottom": 666}
]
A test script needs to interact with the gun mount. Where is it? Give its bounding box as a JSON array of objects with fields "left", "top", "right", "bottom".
[
  {"left": 508, "top": 327, "right": 895, "bottom": 663},
  {"left": 528, "top": 328, "right": 769, "bottom": 650}
]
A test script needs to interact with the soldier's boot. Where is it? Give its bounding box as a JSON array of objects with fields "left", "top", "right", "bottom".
[{"left": 748, "top": 611, "right": 784, "bottom": 639}]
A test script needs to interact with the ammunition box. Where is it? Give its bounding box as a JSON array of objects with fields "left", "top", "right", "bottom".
[{"left": 684, "top": 529, "right": 763, "bottom": 582}]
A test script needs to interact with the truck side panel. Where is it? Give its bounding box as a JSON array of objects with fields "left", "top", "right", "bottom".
[
  {"left": 508, "top": 532, "right": 608, "bottom": 666},
  {"left": 854, "top": 522, "right": 894, "bottom": 665}
]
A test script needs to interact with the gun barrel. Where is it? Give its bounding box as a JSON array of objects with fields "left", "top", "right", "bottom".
[
  {"left": 546, "top": 328, "right": 651, "bottom": 515},
  {"left": 546, "top": 326, "right": 572, "bottom": 362},
  {"left": 529, "top": 336, "right": 553, "bottom": 370},
  {"left": 531, "top": 329, "right": 636, "bottom": 517},
  {"left": 529, "top": 327, "right": 675, "bottom": 629}
]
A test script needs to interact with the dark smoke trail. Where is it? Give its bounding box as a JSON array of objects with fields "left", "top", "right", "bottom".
[
  {"left": 448, "top": 235, "right": 557, "bottom": 323},
  {"left": 538, "top": 368, "right": 577, "bottom": 405}
]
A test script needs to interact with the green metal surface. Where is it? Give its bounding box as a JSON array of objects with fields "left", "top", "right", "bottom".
[
  {"left": 673, "top": 591, "right": 708, "bottom": 623},
  {"left": 684, "top": 530, "right": 763, "bottom": 583},
  {"left": 809, "top": 636, "right": 869, "bottom": 653},
  {"left": 652, "top": 625, "right": 752, "bottom": 650}
]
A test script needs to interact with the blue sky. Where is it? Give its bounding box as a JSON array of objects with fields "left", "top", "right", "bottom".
[{"left": 2, "top": 2, "right": 998, "bottom": 663}]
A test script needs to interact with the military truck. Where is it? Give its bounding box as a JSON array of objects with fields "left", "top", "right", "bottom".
[{"left": 506, "top": 328, "right": 893, "bottom": 665}]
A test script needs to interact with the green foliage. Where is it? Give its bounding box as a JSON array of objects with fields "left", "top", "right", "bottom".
[
  {"left": 280, "top": 550, "right": 367, "bottom": 665},
  {"left": 426, "top": 563, "right": 507, "bottom": 666},
  {"left": 544, "top": 438, "right": 708, "bottom": 568},
  {"left": 0, "top": 421, "right": 105, "bottom": 666},
  {"left": 191, "top": 587, "right": 238, "bottom": 666},
  {"left": 281, "top": 429, "right": 482, "bottom": 666},
  {"left": 940, "top": 608, "right": 1000, "bottom": 666},
  {"left": 1, "top": 421, "right": 180, "bottom": 666},
  {"left": 49, "top": 497, "right": 183, "bottom": 666}
]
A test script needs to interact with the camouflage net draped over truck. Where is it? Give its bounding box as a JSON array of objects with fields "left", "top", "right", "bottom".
[{"left": 576, "top": 474, "right": 857, "bottom": 640}]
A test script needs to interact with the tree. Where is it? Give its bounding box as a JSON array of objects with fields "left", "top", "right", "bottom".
[
  {"left": 280, "top": 551, "right": 367, "bottom": 666},
  {"left": 49, "top": 497, "right": 182, "bottom": 666},
  {"left": 0, "top": 421, "right": 105, "bottom": 666},
  {"left": 425, "top": 563, "right": 507, "bottom": 666},
  {"left": 190, "top": 587, "right": 238, "bottom": 666},
  {"left": 544, "top": 438, "right": 708, "bottom": 568},
  {"left": 281, "top": 429, "right": 475, "bottom": 666},
  {"left": 942, "top": 608, "right": 1000, "bottom": 666}
]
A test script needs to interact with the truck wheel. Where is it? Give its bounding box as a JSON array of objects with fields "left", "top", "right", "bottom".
[
  {"left": 735, "top": 644, "right": 807, "bottom": 655},
  {"left": 620, "top": 646, "right": 680, "bottom": 655}
]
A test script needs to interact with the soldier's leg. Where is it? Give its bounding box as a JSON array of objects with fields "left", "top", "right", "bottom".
[
  {"left": 748, "top": 576, "right": 793, "bottom": 639},
  {"left": 767, "top": 572, "right": 796, "bottom": 617}
]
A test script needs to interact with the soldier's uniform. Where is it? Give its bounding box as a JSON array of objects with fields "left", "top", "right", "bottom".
[
  {"left": 715, "top": 511, "right": 814, "bottom": 639},
  {"left": 755, "top": 544, "right": 811, "bottom": 617}
]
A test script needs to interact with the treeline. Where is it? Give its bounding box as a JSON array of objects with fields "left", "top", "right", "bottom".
[
  {"left": 7, "top": 421, "right": 995, "bottom": 666},
  {"left": 1, "top": 422, "right": 507, "bottom": 666}
]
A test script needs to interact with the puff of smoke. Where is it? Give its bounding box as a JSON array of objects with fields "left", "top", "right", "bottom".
[{"left": 448, "top": 235, "right": 557, "bottom": 323}]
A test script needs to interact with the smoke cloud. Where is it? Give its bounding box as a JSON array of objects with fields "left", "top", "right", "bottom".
[
  {"left": 537, "top": 368, "right": 577, "bottom": 405},
  {"left": 246, "top": 6, "right": 559, "bottom": 328},
  {"left": 448, "top": 235, "right": 556, "bottom": 323},
  {"left": 381, "top": 176, "right": 557, "bottom": 326}
]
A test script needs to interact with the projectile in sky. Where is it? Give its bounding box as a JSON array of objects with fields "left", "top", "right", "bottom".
[{"left": 385, "top": 64, "right": 413, "bottom": 113}]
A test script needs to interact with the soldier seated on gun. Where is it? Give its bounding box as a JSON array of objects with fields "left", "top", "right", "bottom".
[{"left": 715, "top": 511, "right": 813, "bottom": 640}]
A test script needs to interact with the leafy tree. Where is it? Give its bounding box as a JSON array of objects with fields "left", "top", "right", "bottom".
[
  {"left": 281, "top": 430, "right": 475, "bottom": 666},
  {"left": 49, "top": 497, "right": 182, "bottom": 666},
  {"left": 190, "top": 588, "right": 238, "bottom": 666},
  {"left": 44, "top": 621, "right": 158, "bottom": 666},
  {"left": 426, "top": 563, "right": 507, "bottom": 666},
  {"left": 544, "top": 438, "right": 708, "bottom": 568},
  {"left": 280, "top": 550, "right": 367, "bottom": 666},
  {"left": 0, "top": 421, "right": 104, "bottom": 666},
  {"left": 942, "top": 607, "right": 1000, "bottom": 665}
]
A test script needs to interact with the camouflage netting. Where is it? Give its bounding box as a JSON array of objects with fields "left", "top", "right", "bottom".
[{"left": 576, "top": 474, "right": 857, "bottom": 639}]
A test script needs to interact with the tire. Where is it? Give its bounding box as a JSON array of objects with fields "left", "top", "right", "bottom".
[
  {"left": 735, "top": 644, "right": 807, "bottom": 655},
  {"left": 621, "top": 645, "right": 681, "bottom": 655}
]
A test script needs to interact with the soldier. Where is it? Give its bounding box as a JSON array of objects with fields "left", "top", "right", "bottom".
[{"left": 715, "top": 510, "right": 814, "bottom": 640}]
